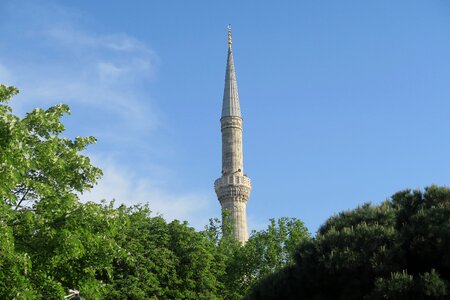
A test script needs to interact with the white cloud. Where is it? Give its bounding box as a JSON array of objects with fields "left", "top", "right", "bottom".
[
  {"left": 19, "top": 75, "right": 159, "bottom": 131},
  {"left": 0, "top": 64, "right": 15, "bottom": 84},
  {"left": 97, "top": 62, "right": 126, "bottom": 79},
  {"left": 1, "top": 1, "right": 218, "bottom": 230},
  {"left": 80, "top": 158, "right": 216, "bottom": 230},
  {"left": 45, "top": 26, "right": 153, "bottom": 53},
  {"left": 1, "top": 3, "right": 159, "bottom": 128}
]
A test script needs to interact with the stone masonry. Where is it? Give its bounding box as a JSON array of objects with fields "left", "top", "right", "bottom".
[{"left": 214, "top": 26, "right": 252, "bottom": 243}]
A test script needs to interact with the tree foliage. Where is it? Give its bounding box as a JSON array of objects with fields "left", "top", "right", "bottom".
[
  {"left": 0, "top": 84, "right": 310, "bottom": 299},
  {"left": 0, "top": 85, "right": 101, "bottom": 210},
  {"left": 0, "top": 84, "right": 114, "bottom": 299},
  {"left": 108, "top": 205, "right": 225, "bottom": 299},
  {"left": 213, "top": 216, "right": 310, "bottom": 299},
  {"left": 247, "top": 186, "right": 450, "bottom": 300},
  {"left": 5, "top": 84, "right": 448, "bottom": 299}
]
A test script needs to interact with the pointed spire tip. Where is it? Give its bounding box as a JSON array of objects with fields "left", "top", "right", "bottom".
[{"left": 222, "top": 24, "right": 241, "bottom": 118}]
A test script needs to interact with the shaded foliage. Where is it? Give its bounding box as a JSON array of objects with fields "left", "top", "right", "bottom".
[{"left": 247, "top": 186, "right": 450, "bottom": 300}]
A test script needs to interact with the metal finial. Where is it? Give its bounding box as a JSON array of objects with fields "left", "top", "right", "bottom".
[{"left": 227, "top": 24, "right": 232, "bottom": 48}]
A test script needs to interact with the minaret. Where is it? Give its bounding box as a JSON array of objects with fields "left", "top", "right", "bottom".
[{"left": 214, "top": 25, "right": 252, "bottom": 243}]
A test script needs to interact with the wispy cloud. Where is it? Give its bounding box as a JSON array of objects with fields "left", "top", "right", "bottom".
[
  {"left": 46, "top": 26, "right": 152, "bottom": 53},
  {"left": 42, "top": 25, "right": 157, "bottom": 84},
  {"left": 1, "top": 1, "right": 159, "bottom": 129},
  {"left": 44, "top": 19, "right": 154, "bottom": 53},
  {"left": 0, "top": 64, "right": 14, "bottom": 84},
  {"left": 0, "top": 1, "right": 215, "bottom": 229},
  {"left": 80, "top": 157, "right": 216, "bottom": 230}
]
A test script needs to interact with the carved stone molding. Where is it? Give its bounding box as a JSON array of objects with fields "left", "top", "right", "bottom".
[{"left": 220, "top": 116, "right": 242, "bottom": 130}]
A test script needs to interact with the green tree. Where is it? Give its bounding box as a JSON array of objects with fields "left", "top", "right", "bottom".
[
  {"left": 0, "top": 206, "right": 36, "bottom": 299},
  {"left": 204, "top": 214, "right": 310, "bottom": 299},
  {"left": 0, "top": 84, "right": 101, "bottom": 210},
  {"left": 108, "top": 206, "right": 224, "bottom": 300},
  {"left": 0, "top": 84, "right": 113, "bottom": 298},
  {"left": 107, "top": 205, "right": 177, "bottom": 299},
  {"left": 247, "top": 186, "right": 450, "bottom": 300},
  {"left": 1, "top": 84, "right": 313, "bottom": 299}
]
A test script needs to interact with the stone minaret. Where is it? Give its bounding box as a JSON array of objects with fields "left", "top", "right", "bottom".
[{"left": 214, "top": 25, "right": 252, "bottom": 243}]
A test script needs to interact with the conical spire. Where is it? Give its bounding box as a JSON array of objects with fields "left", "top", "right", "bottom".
[{"left": 222, "top": 25, "right": 241, "bottom": 118}]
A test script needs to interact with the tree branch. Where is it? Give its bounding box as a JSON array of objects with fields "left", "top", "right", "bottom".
[{"left": 14, "top": 188, "right": 30, "bottom": 210}]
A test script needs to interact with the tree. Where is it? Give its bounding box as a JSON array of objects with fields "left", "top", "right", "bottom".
[
  {"left": 0, "top": 84, "right": 101, "bottom": 210},
  {"left": 0, "top": 84, "right": 111, "bottom": 299},
  {"left": 0, "top": 84, "right": 312, "bottom": 299},
  {"left": 247, "top": 186, "right": 450, "bottom": 300},
  {"left": 108, "top": 206, "right": 224, "bottom": 300},
  {"left": 203, "top": 214, "right": 311, "bottom": 299},
  {"left": 0, "top": 206, "right": 36, "bottom": 299}
]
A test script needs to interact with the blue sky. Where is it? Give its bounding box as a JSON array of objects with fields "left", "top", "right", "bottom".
[{"left": 1, "top": 0, "right": 450, "bottom": 233}]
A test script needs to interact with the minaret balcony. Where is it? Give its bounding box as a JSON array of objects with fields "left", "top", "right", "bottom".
[{"left": 214, "top": 174, "right": 251, "bottom": 189}]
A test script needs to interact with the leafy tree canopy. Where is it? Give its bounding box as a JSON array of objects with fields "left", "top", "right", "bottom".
[
  {"left": 0, "top": 84, "right": 311, "bottom": 299},
  {"left": 0, "top": 84, "right": 102, "bottom": 210},
  {"left": 6, "top": 84, "right": 447, "bottom": 300},
  {"left": 247, "top": 186, "right": 450, "bottom": 300}
]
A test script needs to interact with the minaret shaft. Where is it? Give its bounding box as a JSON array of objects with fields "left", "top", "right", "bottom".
[
  {"left": 215, "top": 26, "right": 251, "bottom": 243},
  {"left": 221, "top": 116, "right": 243, "bottom": 175}
]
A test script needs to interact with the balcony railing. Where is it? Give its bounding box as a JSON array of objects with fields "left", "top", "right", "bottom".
[{"left": 214, "top": 174, "right": 251, "bottom": 189}]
